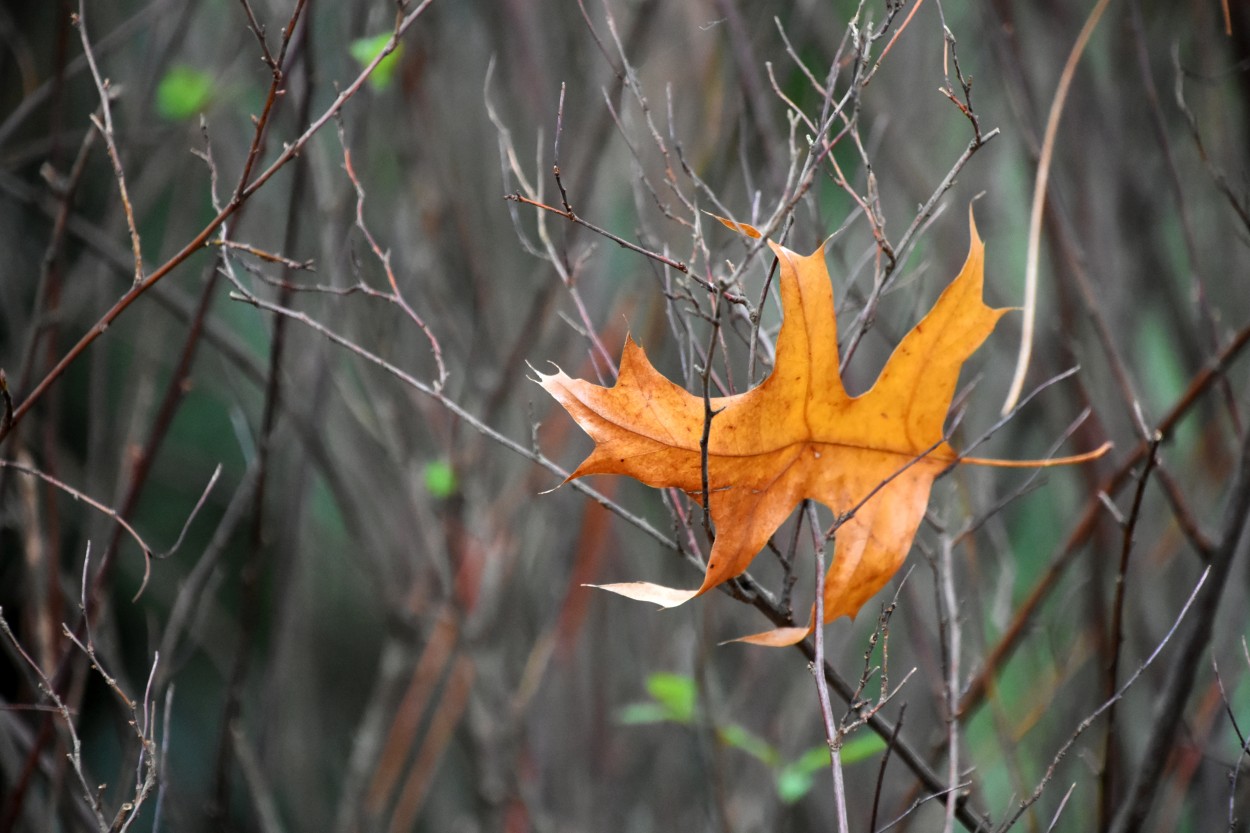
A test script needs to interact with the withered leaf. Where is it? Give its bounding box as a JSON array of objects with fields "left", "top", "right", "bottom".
[{"left": 539, "top": 212, "right": 1102, "bottom": 645}]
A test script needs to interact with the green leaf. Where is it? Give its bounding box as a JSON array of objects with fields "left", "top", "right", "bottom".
[
  {"left": 791, "top": 744, "right": 832, "bottom": 774},
  {"left": 423, "top": 460, "right": 457, "bottom": 498},
  {"left": 839, "top": 732, "right": 887, "bottom": 764},
  {"left": 350, "top": 33, "right": 403, "bottom": 91},
  {"left": 776, "top": 765, "right": 814, "bottom": 804},
  {"left": 615, "top": 702, "right": 672, "bottom": 725},
  {"left": 773, "top": 736, "right": 886, "bottom": 803},
  {"left": 617, "top": 672, "right": 697, "bottom": 726},
  {"left": 775, "top": 744, "right": 827, "bottom": 803},
  {"left": 644, "top": 672, "right": 697, "bottom": 723},
  {"left": 718, "top": 723, "right": 778, "bottom": 766},
  {"left": 156, "top": 66, "right": 214, "bottom": 121}
]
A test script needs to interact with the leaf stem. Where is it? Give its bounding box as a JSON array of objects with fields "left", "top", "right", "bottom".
[{"left": 958, "top": 441, "right": 1111, "bottom": 468}]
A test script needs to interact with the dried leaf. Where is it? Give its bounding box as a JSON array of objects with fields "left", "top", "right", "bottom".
[{"left": 539, "top": 211, "right": 1101, "bottom": 645}]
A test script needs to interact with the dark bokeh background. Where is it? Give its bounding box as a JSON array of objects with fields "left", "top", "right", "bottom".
[{"left": 2, "top": 1, "right": 1249, "bottom": 831}]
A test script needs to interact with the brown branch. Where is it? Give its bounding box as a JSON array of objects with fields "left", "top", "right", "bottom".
[
  {"left": 1173, "top": 45, "right": 1250, "bottom": 235},
  {"left": 958, "top": 319, "right": 1250, "bottom": 718},
  {"left": 228, "top": 279, "right": 996, "bottom": 832},
  {"left": 212, "top": 4, "right": 313, "bottom": 815},
  {"left": 1000, "top": 566, "right": 1211, "bottom": 830},
  {"left": 0, "top": 609, "right": 108, "bottom": 831},
  {"left": 805, "top": 501, "right": 848, "bottom": 833},
  {"left": 1108, "top": 416, "right": 1250, "bottom": 832},
  {"left": 73, "top": 0, "right": 142, "bottom": 284},
  {"left": 0, "top": 0, "right": 436, "bottom": 449},
  {"left": 340, "top": 127, "right": 448, "bottom": 390},
  {"left": 1099, "top": 432, "right": 1162, "bottom": 830},
  {"left": 0, "top": 460, "right": 153, "bottom": 575},
  {"left": 1127, "top": 0, "right": 1239, "bottom": 437},
  {"left": 209, "top": 239, "right": 315, "bottom": 271},
  {"left": 503, "top": 192, "right": 692, "bottom": 277}
]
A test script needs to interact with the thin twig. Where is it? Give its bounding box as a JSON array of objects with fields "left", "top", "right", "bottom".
[
  {"left": 806, "top": 502, "right": 848, "bottom": 833},
  {"left": 1173, "top": 45, "right": 1250, "bottom": 236},
  {"left": 698, "top": 299, "right": 725, "bottom": 543},
  {"left": 157, "top": 464, "right": 222, "bottom": 560},
  {"left": 1001, "top": 0, "right": 1113, "bottom": 414},
  {"left": 959, "top": 320, "right": 1250, "bottom": 718},
  {"left": 0, "top": 0, "right": 436, "bottom": 447},
  {"left": 1108, "top": 421, "right": 1250, "bottom": 833},
  {"left": 1002, "top": 565, "right": 1211, "bottom": 830},
  {"left": 1045, "top": 783, "right": 1078, "bottom": 833},
  {"left": 504, "top": 192, "right": 692, "bottom": 277},
  {"left": 839, "top": 130, "right": 999, "bottom": 373},
  {"left": 0, "top": 459, "right": 154, "bottom": 587},
  {"left": 876, "top": 783, "right": 975, "bottom": 833},
  {"left": 1213, "top": 659, "right": 1250, "bottom": 833},
  {"left": 339, "top": 125, "right": 448, "bottom": 390},
  {"left": 870, "top": 702, "right": 906, "bottom": 833},
  {"left": 73, "top": 0, "right": 142, "bottom": 284},
  {"left": 209, "top": 239, "right": 316, "bottom": 271},
  {"left": 230, "top": 280, "right": 995, "bottom": 831},
  {"left": 938, "top": 533, "right": 962, "bottom": 833},
  {"left": 0, "top": 609, "right": 107, "bottom": 831},
  {"left": 1099, "top": 432, "right": 1162, "bottom": 827}
]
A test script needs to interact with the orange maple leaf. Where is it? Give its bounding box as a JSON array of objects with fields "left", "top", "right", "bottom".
[{"left": 538, "top": 212, "right": 1105, "bottom": 645}]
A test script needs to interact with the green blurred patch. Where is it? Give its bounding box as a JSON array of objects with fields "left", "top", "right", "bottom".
[
  {"left": 718, "top": 723, "right": 778, "bottom": 766},
  {"left": 350, "top": 33, "right": 403, "bottom": 90},
  {"left": 775, "top": 734, "right": 886, "bottom": 804},
  {"left": 776, "top": 745, "right": 828, "bottom": 804},
  {"left": 156, "top": 65, "right": 214, "bottom": 121},
  {"left": 423, "top": 459, "right": 457, "bottom": 498},
  {"left": 1137, "top": 309, "right": 1195, "bottom": 449},
  {"left": 619, "top": 671, "right": 884, "bottom": 804},
  {"left": 618, "top": 672, "right": 697, "bottom": 724}
]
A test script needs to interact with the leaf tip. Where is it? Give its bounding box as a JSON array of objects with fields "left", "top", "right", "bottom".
[
  {"left": 721, "top": 625, "right": 813, "bottom": 648},
  {"left": 529, "top": 359, "right": 566, "bottom": 390},
  {"left": 587, "top": 582, "right": 700, "bottom": 609},
  {"left": 708, "top": 212, "right": 762, "bottom": 239},
  {"left": 967, "top": 203, "right": 981, "bottom": 243}
]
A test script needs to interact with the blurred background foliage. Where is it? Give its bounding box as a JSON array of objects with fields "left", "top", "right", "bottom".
[{"left": 1, "top": 1, "right": 1249, "bottom": 831}]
